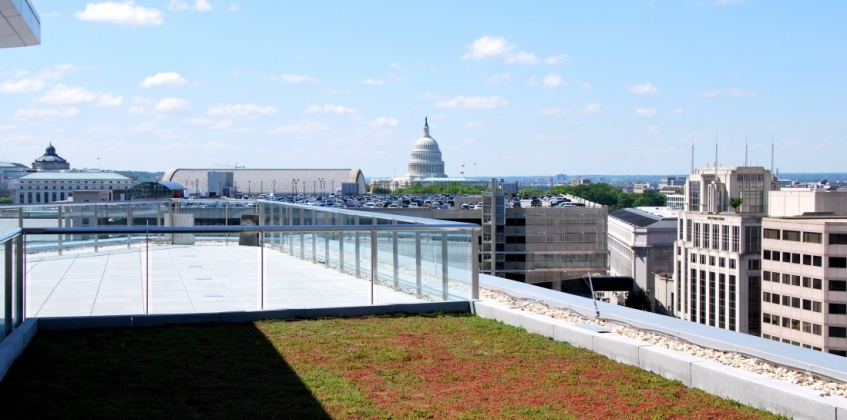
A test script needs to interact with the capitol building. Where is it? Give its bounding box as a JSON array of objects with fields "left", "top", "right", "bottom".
[{"left": 369, "top": 118, "right": 487, "bottom": 192}]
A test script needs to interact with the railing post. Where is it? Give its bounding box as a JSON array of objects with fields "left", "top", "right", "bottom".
[
  {"left": 57, "top": 205, "right": 63, "bottom": 256},
  {"left": 224, "top": 203, "right": 229, "bottom": 245},
  {"left": 338, "top": 232, "right": 344, "bottom": 272},
  {"left": 4, "top": 241, "right": 13, "bottom": 336},
  {"left": 157, "top": 202, "right": 162, "bottom": 245},
  {"left": 392, "top": 231, "right": 399, "bottom": 289},
  {"left": 370, "top": 229, "right": 377, "bottom": 305},
  {"left": 355, "top": 231, "right": 360, "bottom": 277},
  {"left": 471, "top": 228, "right": 480, "bottom": 300},
  {"left": 324, "top": 232, "right": 330, "bottom": 266},
  {"left": 299, "top": 231, "right": 304, "bottom": 260},
  {"left": 93, "top": 205, "right": 99, "bottom": 252},
  {"left": 260, "top": 232, "right": 265, "bottom": 310},
  {"left": 15, "top": 235, "right": 23, "bottom": 322},
  {"left": 17, "top": 207, "right": 22, "bottom": 228},
  {"left": 441, "top": 232, "right": 448, "bottom": 301},
  {"left": 415, "top": 231, "right": 422, "bottom": 296},
  {"left": 126, "top": 203, "right": 132, "bottom": 249},
  {"left": 311, "top": 232, "right": 316, "bottom": 263}
]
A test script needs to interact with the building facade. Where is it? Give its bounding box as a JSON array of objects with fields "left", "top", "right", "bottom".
[
  {"left": 9, "top": 172, "right": 135, "bottom": 204},
  {"left": 673, "top": 166, "right": 780, "bottom": 335},
  {"left": 759, "top": 188, "right": 847, "bottom": 356},
  {"left": 31, "top": 143, "right": 70, "bottom": 171},
  {"left": 608, "top": 207, "right": 678, "bottom": 313}
]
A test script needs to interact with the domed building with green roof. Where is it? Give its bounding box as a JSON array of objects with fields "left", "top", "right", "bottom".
[{"left": 32, "top": 143, "right": 70, "bottom": 171}]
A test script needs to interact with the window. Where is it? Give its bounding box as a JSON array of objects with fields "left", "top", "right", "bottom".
[
  {"left": 694, "top": 223, "right": 701, "bottom": 247},
  {"left": 813, "top": 301, "right": 822, "bottom": 313},
  {"left": 710, "top": 256, "right": 716, "bottom": 266},
  {"left": 748, "top": 259, "right": 760, "bottom": 270},
  {"left": 783, "top": 273, "right": 791, "bottom": 285},
  {"left": 829, "top": 327, "right": 847, "bottom": 338},
  {"left": 831, "top": 280, "right": 847, "bottom": 291},
  {"left": 791, "top": 297, "right": 800, "bottom": 308},
  {"left": 830, "top": 350, "right": 847, "bottom": 357},
  {"left": 719, "top": 257, "right": 726, "bottom": 268},
  {"left": 782, "top": 252, "right": 791, "bottom": 263},
  {"left": 679, "top": 219, "right": 684, "bottom": 240},
  {"left": 722, "top": 225, "right": 729, "bottom": 250},
  {"left": 764, "top": 229, "right": 781, "bottom": 240},
  {"left": 791, "top": 319, "right": 800, "bottom": 330},
  {"left": 783, "top": 230, "right": 801, "bottom": 242},
  {"left": 772, "top": 251, "right": 781, "bottom": 261},
  {"left": 813, "top": 256, "right": 822, "bottom": 267},
  {"left": 712, "top": 224, "right": 719, "bottom": 249},
  {"left": 803, "top": 277, "right": 811, "bottom": 288},
  {"left": 830, "top": 303, "right": 847, "bottom": 315},
  {"left": 763, "top": 271, "right": 770, "bottom": 281},
  {"left": 803, "top": 299, "right": 812, "bottom": 310},
  {"left": 792, "top": 253, "right": 801, "bottom": 264},
  {"left": 730, "top": 259, "right": 736, "bottom": 269},
  {"left": 813, "top": 324, "right": 822, "bottom": 335},
  {"left": 703, "top": 223, "right": 710, "bottom": 250},
  {"left": 772, "top": 293, "right": 780, "bottom": 303},
  {"left": 686, "top": 219, "right": 692, "bottom": 241},
  {"left": 772, "top": 271, "right": 780, "bottom": 282},
  {"left": 691, "top": 253, "right": 697, "bottom": 263},
  {"left": 803, "top": 254, "right": 812, "bottom": 265},
  {"left": 830, "top": 257, "right": 847, "bottom": 269},
  {"left": 700, "top": 255, "right": 706, "bottom": 264},
  {"left": 763, "top": 292, "right": 771, "bottom": 302},
  {"left": 763, "top": 313, "right": 771, "bottom": 324},
  {"left": 804, "top": 232, "right": 822, "bottom": 243},
  {"left": 764, "top": 250, "right": 772, "bottom": 260},
  {"left": 792, "top": 275, "right": 800, "bottom": 286},
  {"left": 803, "top": 322, "right": 812, "bottom": 334},
  {"left": 772, "top": 315, "right": 780, "bottom": 325},
  {"left": 732, "top": 226, "right": 740, "bottom": 252},
  {"left": 830, "top": 233, "right": 847, "bottom": 245},
  {"left": 745, "top": 226, "right": 761, "bottom": 253},
  {"left": 782, "top": 295, "right": 790, "bottom": 306},
  {"left": 813, "top": 278, "right": 822, "bottom": 289},
  {"left": 782, "top": 317, "right": 790, "bottom": 328}
]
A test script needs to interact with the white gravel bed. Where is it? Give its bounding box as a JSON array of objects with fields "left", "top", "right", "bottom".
[{"left": 481, "top": 288, "right": 847, "bottom": 398}]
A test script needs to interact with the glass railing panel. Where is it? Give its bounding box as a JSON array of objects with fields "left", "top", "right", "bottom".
[
  {"left": 0, "top": 206, "right": 20, "bottom": 234},
  {"left": 0, "top": 239, "right": 7, "bottom": 341},
  {"left": 418, "top": 230, "right": 446, "bottom": 300},
  {"left": 395, "top": 230, "right": 419, "bottom": 296},
  {"left": 21, "top": 205, "right": 58, "bottom": 228}
]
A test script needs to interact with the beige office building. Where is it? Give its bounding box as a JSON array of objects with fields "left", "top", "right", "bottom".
[{"left": 760, "top": 188, "right": 847, "bottom": 356}]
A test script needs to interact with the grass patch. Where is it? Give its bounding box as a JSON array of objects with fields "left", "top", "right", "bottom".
[{"left": 0, "top": 313, "right": 786, "bottom": 419}]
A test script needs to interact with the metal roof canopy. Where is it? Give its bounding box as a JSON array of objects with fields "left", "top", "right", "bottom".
[{"left": 0, "top": 0, "right": 40, "bottom": 48}]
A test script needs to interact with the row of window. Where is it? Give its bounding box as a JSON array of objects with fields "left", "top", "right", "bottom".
[
  {"left": 762, "top": 271, "right": 823, "bottom": 289},
  {"left": 762, "top": 292, "right": 824, "bottom": 312},
  {"left": 688, "top": 253, "right": 738, "bottom": 269},
  {"left": 24, "top": 180, "right": 122, "bottom": 183},
  {"left": 762, "top": 313, "right": 823, "bottom": 335},
  {"left": 22, "top": 185, "right": 127, "bottom": 190},
  {"left": 763, "top": 230, "right": 847, "bottom": 245},
  {"left": 761, "top": 333, "right": 822, "bottom": 351},
  {"left": 763, "top": 250, "right": 823, "bottom": 266}
]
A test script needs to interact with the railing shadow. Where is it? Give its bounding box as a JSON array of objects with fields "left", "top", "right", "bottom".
[{"left": 0, "top": 322, "right": 332, "bottom": 419}]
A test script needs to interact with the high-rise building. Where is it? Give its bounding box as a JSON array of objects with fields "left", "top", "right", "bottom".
[
  {"left": 760, "top": 187, "right": 847, "bottom": 355},
  {"left": 673, "top": 166, "right": 780, "bottom": 335}
]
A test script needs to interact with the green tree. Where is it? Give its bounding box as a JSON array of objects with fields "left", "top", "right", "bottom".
[
  {"left": 371, "top": 187, "right": 391, "bottom": 195},
  {"left": 0, "top": 197, "right": 12, "bottom": 204},
  {"left": 730, "top": 197, "right": 743, "bottom": 210}
]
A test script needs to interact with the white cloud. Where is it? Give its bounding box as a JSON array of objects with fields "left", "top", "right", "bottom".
[
  {"left": 305, "top": 104, "right": 356, "bottom": 114},
  {"left": 82, "top": 124, "right": 121, "bottom": 134},
  {"left": 461, "top": 36, "right": 539, "bottom": 65},
  {"left": 417, "top": 92, "right": 443, "bottom": 100},
  {"left": 713, "top": 0, "right": 747, "bottom": 4},
  {"left": 542, "top": 73, "right": 567, "bottom": 87},
  {"left": 97, "top": 94, "right": 124, "bottom": 107},
  {"left": 140, "top": 72, "right": 187, "bottom": 88},
  {"left": 544, "top": 55, "right": 570, "bottom": 65},
  {"left": 228, "top": 4, "right": 240, "bottom": 12},
  {"left": 74, "top": 1, "right": 163, "bottom": 26},
  {"left": 488, "top": 72, "right": 512, "bottom": 84},
  {"left": 129, "top": 121, "right": 156, "bottom": 133},
  {"left": 182, "top": 117, "right": 215, "bottom": 125},
  {"left": 0, "top": 125, "right": 16, "bottom": 132},
  {"left": 673, "top": 108, "right": 684, "bottom": 114},
  {"left": 167, "top": 0, "right": 188, "bottom": 10},
  {"left": 271, "top": 74, "right": 320, "bottom": 83},
  {"left": 634, "top": 107, "right": 657, "bottom": 117},
  {"left": 538, "top": 103, "right": 603, "bottom": 117},
  {"left": 206, "top": 103, "right": 277, "bottom": 118},
  {"left": 582, "top": 82, "right": 591, "bottom": 89},
  {"left": 702, "top": 87, "right": 756, "bottom": 97},
  {"left": 371, "top": 117, "right": 398, "bottom": 127},
  {"left": 628, "top": 82, "right": 658, "bottom": 95},
  {"left": 195, "top": 0, "right": 212, "bottom": 11},
  {"left": 269, "top": 119, "right": 330, "bottom": 138},
  {"left": 154, "top": 98, "right": 188, "bottom": 113},
  {"left": 361, "top": 78, "right": 384, "bottom": 85},
  {"left": 38, "top": 84, "right": 97, "bottom": 104},
  {"left": 14, "top": 107, "right": 80, "bottom": 119},
  {"left": 321, "top": 88, "right": 351, "bottom": 95},
  {"left": 648, "top": 125, "right": 661, "bottom": 135},
  {"left": 0, "top": 78, "right": 45, "bottom": 93},
  {"left": 435, "top": 96, "right": 508, "bottom": 109},
  {"left": 389, "top": 62, "right": 402, "bottom": 69},
  {"left": 127, "top": 106, "right": 145, "bottom": 114},
  {"left": 465, "top": 121, "right": 484, "bottom": 128}
]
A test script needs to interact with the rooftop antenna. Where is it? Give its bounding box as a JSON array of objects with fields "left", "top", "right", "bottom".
[{"left": 690, "top": 136, "right": 694, "bottom": 174}]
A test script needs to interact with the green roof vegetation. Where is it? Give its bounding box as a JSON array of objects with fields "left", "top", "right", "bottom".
[
  {"left": 0, "top": 313, "right": 784, "bottom": 419},
  {"left": 19, "top": 172, "right": 130, "bottom": 180}
]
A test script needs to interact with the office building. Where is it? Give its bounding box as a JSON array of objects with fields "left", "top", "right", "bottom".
[
  {"left": 674, "top": 166, "right": 780, "bottom": 335},
  {"left": 608, "top": 207, "right": 678, "bottom": 313},
  {"left": 0, "top": 0, "right": 40, "bottom": 49},
  {"left": 9, "top": 172, "right": 135, "bottom": 203},
  {"left": 760, "top": 187, "right": 847, "bottom": 355}
]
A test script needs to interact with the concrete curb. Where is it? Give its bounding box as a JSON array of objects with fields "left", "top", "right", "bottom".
[
  {"left": 0, "top": 319, "right": 38, "bottom": 381},
  {"left": 472, "top": 300, "right": 847, "bottom": 420}
]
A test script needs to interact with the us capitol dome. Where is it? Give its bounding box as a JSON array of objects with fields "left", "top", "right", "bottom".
[{"left": 407, "top": 117, "right": 447, "bottom": 180}]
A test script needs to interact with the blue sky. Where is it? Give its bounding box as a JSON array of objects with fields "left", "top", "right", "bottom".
[{"left": 0, "top": 0, "right": 845, "bottom": 176}]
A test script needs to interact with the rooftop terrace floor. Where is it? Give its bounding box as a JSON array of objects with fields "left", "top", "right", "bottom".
[
  {"left": 0, "top": 314, "right": 782, "bottom": 419},
  {"left": 26, "top": 243, "right": 423, "bottom": 317}
]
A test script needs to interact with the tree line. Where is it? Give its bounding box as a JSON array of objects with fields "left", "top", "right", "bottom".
[{"left": 518, "top": 183, "right": 667, "bottom": 210}]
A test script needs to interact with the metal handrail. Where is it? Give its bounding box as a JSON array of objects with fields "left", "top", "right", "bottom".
[
  {"left": 24, "top": 224, "right": 480, "bottom": 235},
  {"left": 0, "top": 229, "right": 22, "bottom": 243}
]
